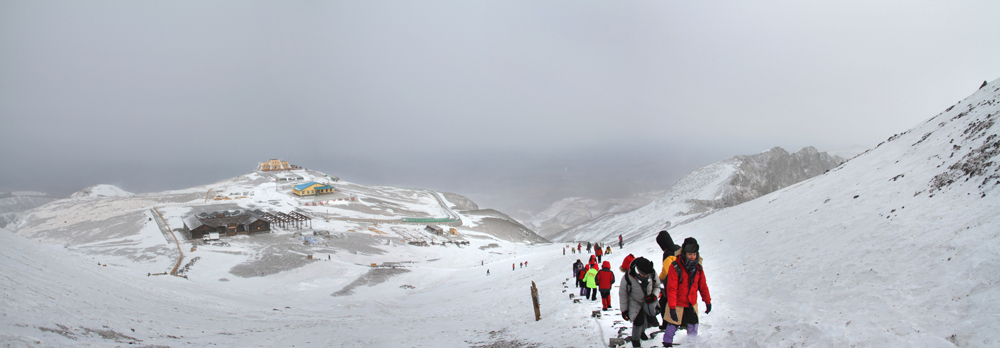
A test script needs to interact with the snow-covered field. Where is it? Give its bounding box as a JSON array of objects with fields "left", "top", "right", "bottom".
[{"left": 2, "top": 80, "right": 998, "bottom": 347}]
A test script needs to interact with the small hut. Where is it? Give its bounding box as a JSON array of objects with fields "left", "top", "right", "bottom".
[{"left": 425, "top": 225, "right": 444, "bottom": 235}]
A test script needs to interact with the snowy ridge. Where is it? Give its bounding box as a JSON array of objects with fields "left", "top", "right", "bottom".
[
  {"left": 0, "top": 191, "right": 58, "bottom": 228},
  {"left": 69, "top": 184, "right": 134, "bottom": 199},
  {"left": 553, "top": 146, "right": 843, "bottom": 243}
]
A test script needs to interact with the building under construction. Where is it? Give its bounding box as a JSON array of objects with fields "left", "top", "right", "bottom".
[{"left": 258, "top": 211, "right": 313, "bottom": 230}]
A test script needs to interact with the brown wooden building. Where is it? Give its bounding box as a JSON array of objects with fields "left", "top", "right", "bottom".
[{"left": 183, "top": 210, "right": 271, "bottom": 240}]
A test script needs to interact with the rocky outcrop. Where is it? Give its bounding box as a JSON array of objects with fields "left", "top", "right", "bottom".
[
  {"left": 551, "top": 146, "right": 845, "bottom": 242},
  {"left": 686, "top": 147, "right": 845, "bottom": 212}
]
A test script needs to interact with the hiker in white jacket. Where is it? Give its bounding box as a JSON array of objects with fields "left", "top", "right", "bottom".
[{"left": 618, "top": 256, "right": 660, "bottom": 347}]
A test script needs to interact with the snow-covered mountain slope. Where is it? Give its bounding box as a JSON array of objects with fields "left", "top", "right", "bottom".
[
  {"left": 9, "top": 169, "right": 545, "bottom": 249},
  {"left": 0, "top": 191, "right": 58, "bottom": 228},
  {"left": 2, "top": 81, "right": 996, "bottom": 347},
  {"left": 69, "top": 184, "right": 134, "bottom": 199},
  {"left": 617, "top": 78, "right": 1000, "bottom": 346},
  {"left": 553, "top": 146, "right": 844, "bottom": 243},
  {"left": 526, "top": 192, "right": 662, "bottom": 240}
]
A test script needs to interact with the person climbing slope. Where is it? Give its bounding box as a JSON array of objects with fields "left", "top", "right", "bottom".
[
  {"left": 620, "top": 254, "right": 635, "bottom": 273},
  {"left": 656, "top": 230, "right": 682, "bottom": 324},
  {"left": 578, "top": 264, "right": 590, "bottom": 296},
  {"left": 584, "top": 262, "right": 599, "bottom": 301},
  {"left": 572, "top": 259, "right": 584, "bottom": 288},
  {"left": 595, "top": 243, "right": 604, "bottom": 264},
  {"left": 619, "top": 257, "right": 660, "bottom": 348},
  {"left": 596, "top": 260, "right": 616, "bottom": 310},
  {"left": 662, "top": 238, "right": 712, "bottom": 347}
]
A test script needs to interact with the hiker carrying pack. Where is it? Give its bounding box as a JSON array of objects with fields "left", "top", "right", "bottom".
[
  {"left": 656, "top": 230, "right": 681, "bottom": 323},
  {"left": 661, "top": 237, "right": 712, "bottom": 347},
  {"left": 619, "top": 256, "right": 660, "bottom": 348}
]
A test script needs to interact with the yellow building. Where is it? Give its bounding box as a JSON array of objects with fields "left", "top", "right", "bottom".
[
  {"left": 293, "top": 182, "right": 335, "bottom": 196},
  {"left": 257, "top": 159, "right": 298, "bottom": 171}
]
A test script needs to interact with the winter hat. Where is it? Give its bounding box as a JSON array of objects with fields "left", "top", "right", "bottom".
[
  {"left": 633, "top": 257, "right": 655, "bottom": 276},
  {"left": 620, "top": 254, "right": 636, "bottom": 272},
  {"left": 656, "top": 230, "right": 680, "bottom": 253},
  {"left": 682, "top": 237, "right": 699, "bottom": 254},
  {"left": 602, "top": 261, "right": 611, "bottom": 269}
]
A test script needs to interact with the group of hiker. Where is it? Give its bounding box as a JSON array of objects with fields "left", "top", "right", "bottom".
[
  {"left": 572, "top": 254, "right": 616, "bottom": 307},
  {"left": 571, "top": 229, "right": 712, "bottom": 347},
  {"left": 566, "top": 241, "right": 615, "bottom": 260}
]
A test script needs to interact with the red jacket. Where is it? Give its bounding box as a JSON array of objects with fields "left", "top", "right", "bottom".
[
  {"left": 578, "top": 266, "right": 589, "bottom": 280},
  {"left": 596, "top": 266, "right": 616, "bottom": 290},
  {"left": 595, "top": 247, "right": 603, "bottom": 257},
  {"left": 665, "top": 258, "right": 711, "bottom": 308}
]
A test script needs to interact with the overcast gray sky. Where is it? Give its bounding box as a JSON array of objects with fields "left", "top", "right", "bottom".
[{"left": 2, "top": 0, "right": 998, "bottom": 214}]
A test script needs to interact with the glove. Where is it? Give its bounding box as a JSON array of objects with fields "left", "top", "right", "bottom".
[
  {"left": 705, "top": 303, "right": 712, "bottom": 314},
  {"left": 669, "top": 308, "right": 678, "bottom": 322},
  {"left": 622, "top": 312, "right": 629, "bottom": 321},
  {"left": 644, "top": 295, "right": 657, "bottom": 304}
]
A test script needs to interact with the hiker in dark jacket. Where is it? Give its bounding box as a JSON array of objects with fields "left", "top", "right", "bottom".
[
  {"left": 596, "top": 261, "right": 616, "bottom": 310},
  {"left": 572, "top": 259, "right": 584, "bottom": 288},
  {"left": 619, "top": 257, "right": 660, "bottom": 348},
  {"left": 656, "top": 230, "right": 682, "bottom": 325}
]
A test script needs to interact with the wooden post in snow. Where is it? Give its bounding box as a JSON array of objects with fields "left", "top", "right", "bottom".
[{"left": 531, "top": 281, "right": 541, "bottom": 321}]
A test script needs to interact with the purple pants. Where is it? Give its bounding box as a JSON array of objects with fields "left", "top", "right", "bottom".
[{"left": 663, "top": 323, "right": 698, "bottom": 345}]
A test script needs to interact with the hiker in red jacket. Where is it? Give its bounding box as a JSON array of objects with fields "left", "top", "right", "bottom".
[
  {"left": 595, "top": 244, "right": 604, "bottom": 264},
  {"left": 620, "top": 254, "right": 635, "bottom": 273},
  {"left": 662, "top": 238, "right": 712, "bottom": 347},
  {"left": 596, "top": 261, "right": 616, "bottom": 310}
]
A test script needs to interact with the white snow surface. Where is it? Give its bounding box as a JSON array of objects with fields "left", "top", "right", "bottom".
[
  {"left": 2, "top": 80, "right": 999, "bottom": 347},
  {"left": 69, "top": 184, "right": 135, "bottom": 199}
]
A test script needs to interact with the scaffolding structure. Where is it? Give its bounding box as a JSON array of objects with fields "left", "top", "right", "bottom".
[{"left": 260, "top": 211, "right": 312, "bottom": 230}]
